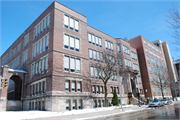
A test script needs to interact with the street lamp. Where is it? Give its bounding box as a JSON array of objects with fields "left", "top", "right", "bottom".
[{"left": 116, "top": 48, "right": 130, "bottom": 110}]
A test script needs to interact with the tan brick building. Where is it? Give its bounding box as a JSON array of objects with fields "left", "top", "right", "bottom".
[{"left": 1, "top": 1, "right": 172, "bottom": 111}]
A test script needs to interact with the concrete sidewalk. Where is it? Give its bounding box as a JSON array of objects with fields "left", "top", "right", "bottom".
[{"left": 31, "top": 105, "right": 148, "bottom": 120}]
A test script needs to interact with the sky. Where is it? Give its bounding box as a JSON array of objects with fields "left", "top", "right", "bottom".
[{"left": 0, "top": 0, "right": 179, "bottom": 60}]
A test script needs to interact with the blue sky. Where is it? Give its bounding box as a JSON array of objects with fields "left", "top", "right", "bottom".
[{"left": 0, "top": 0, "right": 179, "bottom": 60}]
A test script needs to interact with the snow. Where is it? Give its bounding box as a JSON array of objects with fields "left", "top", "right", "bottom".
[{"left": 0, "top": 105, "right": 144, "bottom": 120}]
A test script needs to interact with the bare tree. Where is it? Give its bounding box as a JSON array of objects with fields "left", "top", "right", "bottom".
[
  {"left": 90, "top": 50, "right": 117, "bottom": 107},
  {"left": 166, "top": 5, "right": 180, "bottom": 45},
  {"left": 154, "top": 67, "right": 171, "bottom": 99}
]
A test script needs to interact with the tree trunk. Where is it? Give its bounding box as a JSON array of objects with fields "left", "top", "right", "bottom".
[{"left": 104, "top": 83, "right": 108, "bottom": 107}]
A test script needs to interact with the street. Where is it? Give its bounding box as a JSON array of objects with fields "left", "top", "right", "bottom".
[{"left": 103, "top": 102, "right": 180, "bottom": 120}]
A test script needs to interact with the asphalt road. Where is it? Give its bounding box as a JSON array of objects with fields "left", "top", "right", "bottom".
[{"left": 103, "top": 102, "right": 180, "bottom": 120}]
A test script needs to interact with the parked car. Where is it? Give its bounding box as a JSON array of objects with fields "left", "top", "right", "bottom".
[
  {"left": 148, "top": 99, "right": 164, "bottom": 107},
  {"left": 162, "top": 99, "right": 168, "bottom": 105}
]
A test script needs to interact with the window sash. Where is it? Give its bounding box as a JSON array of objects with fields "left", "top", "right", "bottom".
[
  {"left": 88, "top": 33, "right": 91, "bottom": 42},
  {"left": 76, "top": 59, "right": 80, "bottom": 71},
  {"left": 64, "top": 34, "right": 69, "bottom": 46},
  {"left": 70, "top": 58, "right": 75, "bottom": 69},
  {"left": 64, "top": 15, "right": 69, "bottom": 26},
  {"left": 70, "top": 18, "right": 74, "bottom": 28},
  {"left": 70, "top": 37, "right": 75, "bottom": 48},
  {"left": 75, "top": 20, "right": 79, "bottom": 30},
  {"left": 75, "top": 38, "right": 80, "bottom": 50},
  {"left": 64, "top": 56, "right": 69, "bottom": 69}
]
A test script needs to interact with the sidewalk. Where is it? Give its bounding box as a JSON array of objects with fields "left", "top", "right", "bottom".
[{"left": 32, "top": 105, "right": 148, "bottom": 120}]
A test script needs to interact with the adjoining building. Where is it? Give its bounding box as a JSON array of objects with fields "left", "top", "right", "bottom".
[
  {"left": 128, "top": 36, "right": 172, "bottom": 100},
  {"left": 173, "top": 59, "right": 180, "bottom": 97},
  {"left": 0, "top": 1, "right": 144, "bottom": 111}
]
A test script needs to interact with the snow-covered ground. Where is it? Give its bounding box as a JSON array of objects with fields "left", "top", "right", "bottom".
[{"left": 0, "top": 105, "right": 143, "bottom": 120}]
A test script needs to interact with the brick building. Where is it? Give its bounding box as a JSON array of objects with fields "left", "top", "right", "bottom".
[
  {"left": 0, "top": 1, "right": 145, "bottom": 111},
  {"left": 128, "top": 36, "right": 172, "bottom": 100}
]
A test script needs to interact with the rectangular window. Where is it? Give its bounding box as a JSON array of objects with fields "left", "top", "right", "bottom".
[
  {"left": 70, "top": 36, "right": 75, "bottom": 50},
  {"left": 152, "top": 86, "right": 156, "bottom": 94},
  {"left": 74, "top": 20, "right": 79, "bottom": 32},
  {"left": 145, "top": 48, "right": 148, "bottom": 53},
  {"left": 33, "top": 34, "right": 49, "bottom": 58},
  {"left": 72, "top": 100, "right": 77, "bottom": 110},
  {"left": 64, "top": 15, "right": 69, "bottom": 28},
  {"left": 2, "top": 54, "right": 8, "bottom": 66},
  {"left": 22, "top": 50, "right": 28, "bottom": 65},
  {"left": 133, "top": 63, "right": 139, "bottom": 71},
  {"left": 65, "top": 80, "right": 70, "bottom": 92},
  {"left": 153, "top": 67, "right": 157, "bottom": 74},
  {"left": 66, "top": 100, "right": 70, "bottom": 111},
  {"left": 75, "top": 38, "right": 80, "bottom": 52},
  {"left": 78, "top": 100, "right": 82, "bottom": 109},
  {"left": 89, "top": 49, "right": 93, "bottom": 60},
  {"left": 24, "top": 34, "right": 29, "bottom": 48},
  {"left": 105, "top": 41, "right": 108, "bottom": 49},
  {"left": 70, "top": 57, "right": 75, "bottom": 72},
  {"left": 99, "top": 38, "right": 102, "bottom": 47},
  {"left": 146, "top": 55, "right": 150, "bottom": 63},
  {"left": 148, "top": 65, "right": 152, "bottom": 73},
  {"left": 119, "top": 58, "right": 123, "bottom": 68},
  {"left": 125, "top": 58, "right": 132, "bottom": 69},
  {"left": 17, "top": 44, "right": 21, "bottom": 54},
  {"left": 90, "top": 66, "right": 94, "bottom": 78},
  {"left": 77, "top": 81, "right": 81, "bottom": 92},
  {"left": 100, "top": 86, "right": 103, "bottom": 94},
  {"left": 150, "top": 76, "right": 154, "bottom": 83},
  {"left": 92, "top": 85, "right": 95, "bottom": 94},
  {"left": 143, "top": 40, "right": 146, "bottom": 45},
  {"left": 138, "top": 77, "right": 141, "bottom": 85},
  {"left": 88, "top": 33, "right": 91, "bottom": 43},
  {"left": 131, "top": 52, "right": 137, "bottom": 60},
  {"left": 9, "top": 51, "right": 12, "bottom": 61},
  {"left": 96, "top": 86, "right": 99, "bottom": 94},
  {"left": 156, "top": 60, "right": 159, "bottom": 66},
  {"left": 76, "top": 59, "right": 81, "bottom": 74},
  {"left": 111, "top": 87, "right": 113, "bottom": 94},
  {"left": 9, "top": 57, "right": 20, "bottom": 69},
  {"left": 123, "top": 45, "right": 130, "bottom": 55},
  {"left": 12, "top": 49, "right": 16, "bottom": 58},
  {"left": 95, "top": 36, "right": 99, "bottom": 46},
  {"left": 117, "top": 44, "right": 121, "bottom": 53},
  {"left": 151, "top": 58, "right": 155, "bottom": 65},
  {"left": 64, "top": 56, "right": 69, "bottom": 72},
  {"left": 72, "top": 81, "right": 76, "bottom": 92},
  {"left": 92, "top": 35, "right": 95, "bottom": 45}
]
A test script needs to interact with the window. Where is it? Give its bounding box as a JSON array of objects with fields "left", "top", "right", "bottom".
[
  {"left": 9, "top": 51, "right": 12, "bottom": 61},
  {"left": 24, "top": 34, "right": 29, "bottom": 48},
  {"left": 96, "top": 86, "right": 99, "bottom": 94},
  {"left": 12, "top": 49, "right": 16, "bottom": 58},
  {"left": 65, "top": 80, "right": 70, "bottom": 92},
  {"left": 111, "top": 87, "right": 113, "bottom": 94},
  {"left": 119, "top": 58, "right": 123, "bottom": 68},
  {"left": 125, "top": 58, "right": 132, "bottom": 69},
  {"left": 153, "top": 67, "right": 157, "bottom": 74},
  {"left": 90, "top": 66, "right": 94, "bottom": 78},
  {"left": 150, "top": 76, "right": 154, "bottom": 83},
  {"left": 151, "top": 58, "right": 155, "bottom": 65},
  {"left": 156, "top": 59, "right": 159, "bottom": 67},
  {"left": 17, "top": 44, "right": 21, "bottom": 54},
  {"left": 105, "top": 40, "right": 114, "bottom": 52},
  {"left": 34, "top": 14, "right": 50, "bottom": 39},
  {"left": 64, "top": 56, "right": 81, "bottom": 74},
  {"left": 100, "top": 86, "right": 103, "bottom": 94},
  {"left": 145, "top": 48, "right": 148, "bottom": 53},
  {"left": 64, "top": 34, "right": 80, "bottom": 52},
  {"left": 161, "top": 57, "right": 163, "bottom": 61},
  {"left": 148, "top": 65, "right": 152, "bottom": 73},
  {"left": 92, "top": 85, "right": 95, "bottom": 94},
  {"left": 155, "top": 77, "right": 159, "bottom": 83},
  {"left": 157, "top": 87, "right": 161, "bottom": 94},
  {"left": 137, "top": 76, "right": 141, "bottom": 85},
  {"left": 89, "top": 49, "right": 103, "bottom": 63},
  {"left": 33, "top": 34, "right": 49, "bottom": 58},
  {"left": 22, "top": 50, "right": 28, "bottom": 65},
  {"left": 131, "top": 52, "right": 137, "bottom": 60},
  {"left": 64, "top": 15, "right": 79, "bottom": 32},
  {"left": 77, "top": 81, "right": 81, "bottom": 92},
  {"left": 123, "top": 45, "right": 130, "bottom": 55},
  {"left": 72, "top": 81, "right": 76, "bottom": 92},
  {"left": 163, "top": 63, "right": 165, "bottom": 69},
  {"left": 9, "top": 57, "right": 20, "bottom": 69},
  {"left": 152, "top": 86, "right": 156, "bottom": 94},
  {"left": 143, "top": 40, "right": 146, "bottom": 45},
  {"left": 117, "top": 44, "right": 121, "bottom": 53},
  {"left": 66, "top": 100, "right": 70, "bottom": 111},
  {"left": 31, "top": 56, "right": 48, "bottom": 78},
  {"left": 159, "top": 61, "right": 162, "bottom": 68},
  {"left": 72, "top": 100, "right": 77, "bottom": 110},
  {"left": 146, "top": 55, "right": 150, "bottom": 63},
  {"left": 2, "top": 54, "right": 8, "bottom": 66},
  {"left": 168, "top": 88, "right": 171, "bottom": 94},
  {"left": 78, "top": 100, "right": 82, "bottom": 109},
  {"left": 133, "top": 63, "right": 139, "bottom": 71}
]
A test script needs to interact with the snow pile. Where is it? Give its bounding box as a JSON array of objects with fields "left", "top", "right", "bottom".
[{"left": 0, "top": 105, "right": 144, "bottom": 120}]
